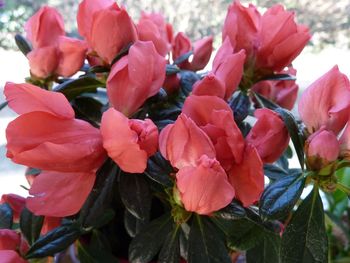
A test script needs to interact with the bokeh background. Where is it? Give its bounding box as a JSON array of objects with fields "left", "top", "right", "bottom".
[{"left": 0, "top": 0, "right": 350, "bottom": 196}]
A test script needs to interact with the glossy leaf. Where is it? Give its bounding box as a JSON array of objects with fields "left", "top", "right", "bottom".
[
  {"left": 20, "top": 207, "right": 44, "bottom": 245},
  {"left": 25, "top": 221, "right": 82, "bottom": 259},
  {"left": 253, "top": 92, "right": 279, "bottom": 110},
  {"left": 229, "top": 91, "right": 251, "bottom": 122},
  {"left": 179, "top": 70, "right": 200, "bottom": 96},
  {"left": 261, "top": 74, "right": 296, "bottom": 81},
  {"left": 119, "top": 172, "right": 152, "bottom": 221},
  {"left": 80, "top": 160, "right": 118, "bottom": 228},
  {"left": 54, "top": 77, "right": 104, "bottom": 101},
  {"left": 73, "top": 96, "right": 103, "bottom": 124},
  {"left": 0, "top": 203, "right": 13, "bottom": 229},
  {"left": 188, "top": 215, "right": 231, "bottom": 263},
  {"left": 158, "top": 225, "right": 181, "bottom": 263},
  {"left": 129, "top": 214, "right": 173, "bottom": 263},
  {"left": 174, "top": 51, "right": 193, "bottom": 65},
  {"left": 215, "top": 200, "right": 246, "bottom": 220},
  {"left": 264, "top": 163, "right": 288, "bottom": 181},
  {"left": 124, "top": 210, "right": 148, "bottom": 238},
  {"left": 15, "top": 34, "right": 32, "bottom": 56},
  {"left": 280, "top": 187, "right": 328, "bottom": 263},
  {"left": 260, "top": 171, "right": 305, "bottom": 220},
  {"left": 275, "top": 108, "right": 305, "bottom": 170},
  {"left": 246, "top": 234, "right": 281, "bottom": 263},
  {"left": 145, "top": 152, "right": 174, "bottom": 187}
]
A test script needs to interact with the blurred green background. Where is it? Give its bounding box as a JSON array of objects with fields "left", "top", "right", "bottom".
[{"left": 1, "top": 0, "right": 350, "bottom": 50}]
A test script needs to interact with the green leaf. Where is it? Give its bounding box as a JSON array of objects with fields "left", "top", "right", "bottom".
[
  {"left": 80, "top": 160, "right": 118, "bottom": 228},
  {"left": 166, "top": 64, "right": 181, "bottom": 76},
  {"left": 280, "top": 187, "right": 328, "bottom": 263},
  {"left": 215, "top": 200, "right": 246, "bottom": 220},
  {"left": 72, "top": 96, "right": 103, "bottom": 124},
  {"left": 15, "top": 34, "right": 32, "bottom": 56},
  {"left": 264, "top": 163, "right": 288, "bottom": 181},
  {"left": 20, "top": 207, "right": 44, "bottom": 245},
  {"left": 78, "top": 230, "right": 119, "bottom": 263},
  {"left": 124, "top": 210, "right": 148, "bottom": 238},
  {"left": 0, "top": 203, "right": 13, "bottom": 229},
  {"left": 174, "top": 51, "right": 193, "bottom": 65},
  {"left": 275, "top": 108, "right": 305, "bottom": 170},
  {"left": 129, "top": 214, "right": 173, "bottom": 263},
  {"left": 158, "top": 225, "right": 181, "bottom": 263},
  {"left": 246, "top": 234, "right": 281, "bottom": 263},
  {"left": 0, "top": 101, "right": 8, "bottom": 111},
  {"left": 119, "top": 172, "right": 152, "bottom": 221},
  {"left": 54, "top": 77, "right": 104, "bottom": 101},
  {"left": 110, "top": 42, "right": 133, "bottom": 66},
  {"left": 179, "top": 70, "right": 200, "bottom": 96},
  {"left": 229, "top": 91, "right": 251, "bottom": 122},
  {"left": 188, "top": 215, "right": 231, "bottom": 263},
  {"left": 253, "top": 92, "right": 280, "bottom": 110},
  {"left": 260, "top": 171, "right": 305, "bottom": 220},
  {"left": 25, "top": 168, "right": 41, "bottom": 176},
  {"left": 145, "top": 152, "right": 174, "bottom": 187},
  {"left": 25, "top": 221, "right": 82, "bottom": 259},
  {"left": 261, "top": 74, "right": 296, "bottom": 81}
]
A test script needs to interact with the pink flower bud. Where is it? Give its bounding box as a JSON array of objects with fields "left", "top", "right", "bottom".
[
  {"left": 25, "top": 6, "right": 65, "bottom": 49},
  {"left": 299, "top": 65, "right": 350, "bottom": 134},
  {"left": 306, "top": 129, "right": 339, "bottom": 169},
  {"left": 27, "top": 47, "right": 59, "bottom": 79},
  {"left": 107, "top": 41, "right": 166, "bottom": 116},
  {"left": 100, "top": 108, "right": 158, "bottom": 173},
  {"left": 246, "top": 108, "right": 290, "bottom": 163},
  {"left": 192, "top": 73, "right": 226, "bottom": 98},
  {"left": 56, "top": 36, "right": 88, "bottom": 77},
  {"left": 176, "top": 155, "right": 235, "bottom": 215}
]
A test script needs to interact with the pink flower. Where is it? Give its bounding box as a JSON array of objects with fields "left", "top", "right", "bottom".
[
  {"left": 78, "top": 0, "right": 138, "bottom": 64},
  {"left": 222, "top": 0, "right": 310, "bottom": 73},
  {"left": 246, "top": 108, "right": 290, "bottom": 163},
  {"left": 172, "top": 33, "right": 213, "bottom": 71},
  {"left": 0, "top": 229, "right": 28, "bottom": 263},
  {"left": 0, "top": 194, "right": 25, "bottom": 222},
  {"left": 25, "top": 7, "right": 87, "bottom": 78},
  {"left": 251, "top": 66, "right": 298, "bottom": 110},
  {"left": 137, "top": 12, "right": 172, "bottom": 56},
  {"left": 176, "top": 155, "right": 235, "bottom": 215},
  {"left": 25, "top": 6, "right": 65, "bottom": 49},
  {"left": 222, "top": 0, "right": 260, "bottom": 56},
  {"left": 101, "top": 108, "right": 158, "bottom": 173},
  {"left": 159, "top": 114, "right": 216, "bottom": 169},
  {"left": 192, "top": 73, "right": 226, "bottom": 98},
  {"left": 255, "top": 5, "right": 311, "bottom": 72},
  {"left": 228, "top": 144, "right": 264, "bottom": 206},
  {"left": 107, "top": 41, "right": 166, "bottom": 116},
  {"left": 298, "top": 65, "right": 350, "bottom": 134},
  {"left": 5, "top": 83, "right": 106, "bottom": 173},
  {"left": 26, "top": 171, "right": 96, "bottom": 217},
  {"left": 306, "top": 129, "right": 339, "bottom": 169}
]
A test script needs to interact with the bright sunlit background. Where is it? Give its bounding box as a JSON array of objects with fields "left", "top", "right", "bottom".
[{"left": 0, "top": 0, "right": 350, "bottom": 197}]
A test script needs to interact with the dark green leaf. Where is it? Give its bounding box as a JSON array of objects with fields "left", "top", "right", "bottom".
[
  {"left": 110, "top": 42, "right": 133, "bottom": 66},
  {"left": 129, "top": 214, "right": 173, "bottom": 263},
  {"left": 188, "top": 215, "right": 231, "bottom": 263},
  {"left": 215, "top": 200, "right": 246, "bottom": 220},
  {"left": 15, "top": 34, "right": 32, "bottom": 56},
  {"left": 281, "top": 187, "right": 328, "bottom": 263},
  {"left": 54, "top": 77, "right": 104, "bottom": 101},
  {"left": 260, "top": 171, "right": 305, "bottom": 220},
  {"left": 261, "top": 74, "right": 296, "bottom": 81},
  {"left": 88, "top": 65, "right": 110, "bottom": 74},
  {"left": 26, "top": 221, "right": 81, "bottom": 259},
  {"left": 246, "top": 234, "right": 281, "bottom": 263},
  {"left": 81, "top": 161, "right": 118, "bottom": 228},
  {"left": 0, "top": 203, "right": 13, "bottom": 229},
  {"left": 158, "top": 225, "right": 181, "bottom": 263},
  {"left": 179, "top": 70, "right": 200, "bottom": 96},
  {"left": 174, "top": 51, "right": 193, "bottom": 65},
  {"left": 275, "top": 108, "right": 305, "bottom": 170},
  {"left": 20, "top": 207, "right": 44, "bottom": 245},
  {"left": 229, "top": 91, "right": 251, "bottom": 122},
  {"left": 0, "top": 101, "right": 8, "bottom": 111},
  {"left": 124, "top": 210, "right": 148, "bottom": 238},
  {"left": 166, "top": 64, "right": 181, "bottom": 76},
  {"left": 73, "top": 96, "right": 103, "bottom": 123},
  {"left": 253, "top": 92, "right": 279, "bottom": 110},
  {"left": 119, "top": 172, "right": 152, "bottom": 221},
  {"left": 25, "top": 168, "right": 41, "bottom": 176},
  {"left": 264, "top": 164, "right": 288, "bottom": 181},
  {"left": 145, "top": 152, "right": 174, "bottom": 187}
]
